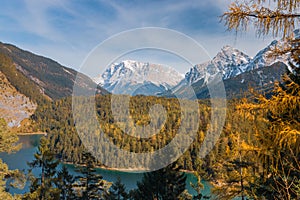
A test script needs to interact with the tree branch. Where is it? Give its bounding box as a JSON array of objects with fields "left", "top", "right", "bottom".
[{"left": 247, "top": 13, "right": 300, "bottom": 19}]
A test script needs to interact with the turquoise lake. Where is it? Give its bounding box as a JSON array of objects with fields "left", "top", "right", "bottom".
[{"left": 0, "top": 135, "right": 212, "bottom": 197}]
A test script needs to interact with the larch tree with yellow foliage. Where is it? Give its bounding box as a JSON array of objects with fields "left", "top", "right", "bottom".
[{"left": 220, "top": 0, "right": 300, "bottom": 199}]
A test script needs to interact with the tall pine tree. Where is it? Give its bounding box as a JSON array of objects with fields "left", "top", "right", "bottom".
[
  {"left": 131, "top": 163, "right": 186, "bottom": 200},
  {"left": 56, "top": 165, "right": 76, "bottom": 200},
  {"left": 104, "top": 177, "right": 128, "bottom": 200},
  {"left": 0, "top": 118, "right": 24, "bottom": 199},
  {"left": 75, "top": 151, "right": 104, "bottom": 200},
  {"left": 23, "top": 137, "right": 60, "bottom": 200}
]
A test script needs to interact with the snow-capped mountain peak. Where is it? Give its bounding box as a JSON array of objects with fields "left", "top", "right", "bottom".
[
  {"left": 94, "top": 60, "right": 184, "bottom": 95},
  {"left": 172, "top": 39, "right": 290, "bottom": 98},
  {"left": 184, "top": 46, "right": 252, "bottom": 85},
  {"left": 94, "top": 39, "right": 291, "bottom": 98},
  {"left": 246, "top": 39, "right": 289, "bottom": 71}
]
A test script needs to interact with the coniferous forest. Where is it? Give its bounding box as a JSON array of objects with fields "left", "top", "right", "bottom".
[{"left": 1, "top": 68, "right": 299, "bottom": 199}]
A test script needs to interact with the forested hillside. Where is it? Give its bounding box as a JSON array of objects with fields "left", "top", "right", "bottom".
[
  {"left": 31, "top": 95, "right": 211, "bottom": 169},
  {"left": 0, "top": 42, "right": 108, "bottom": 101},
  {"left": 0, "top": 53, "right": 48, "bottom": 104},
  {"left": 28, "top": 70, "right": 300, "bottom": 199}
]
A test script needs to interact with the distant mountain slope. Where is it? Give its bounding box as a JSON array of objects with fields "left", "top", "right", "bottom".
[
  {"left": 246, "top": 40, "right": 288, "bottom": 71},
  {"left": 182, "top": 46, "right": 251, "bottom": 87},
  {"left": 167, "top": 40, "right": 288, "bottom": 99},
  {"left": 0, "top": 53, "right": 47, "bottom": 104},
  {"left": 191, "top": 62, "right": 287, "bottom": 99},
  {"left": 0, "top": 42, "right": 108, "bottom": 101},
  {"left": 182, "top": 41, "right": 287, "bottom": 89},
  {"left": 94, "top": 60, "right": 183, "bottom": 95}
]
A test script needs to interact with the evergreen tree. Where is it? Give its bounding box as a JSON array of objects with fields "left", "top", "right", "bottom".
[
  {"left": 23, "top": 136, "right": 60, "bottom": 200},
  {"left": 75, "top": 151, "right": 104, "bottom": 200},
  {"left": 190, "top": 158, "right": 210, "bottom": 200},
  {"left": 56, "top": 165, "right": 76, "bottom": 200},
  {"left": 0, "top": 118, "right": 21, "bottom": 153},
  {"left": 178, "top": 190, "right": 193, "bottom": 200},
  {"left": 0, "top": 159, "right": 16, "bottom": 200},
  {"left": 0, "top": 118, "right": 24, "bottom": 199},
  {"left": 131, "top": 163, "right": 186, "bottom": 200},
  {"left": 104, "top": 177, "right": 128, "bottom": 200}
]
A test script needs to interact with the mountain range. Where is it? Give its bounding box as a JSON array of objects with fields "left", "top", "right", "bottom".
[
  {"left": 172, "top": 40, "right": 288, "bottom": 99},
  {"left": 95, "top": 39, "right": 288, "bottom": 98},
  {"left": 0, "top": 39, "right": 290, "bottom": 126}
]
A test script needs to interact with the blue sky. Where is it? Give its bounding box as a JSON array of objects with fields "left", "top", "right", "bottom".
[{"left": 0, "top": 0, "right": 278, "bottom": 75}]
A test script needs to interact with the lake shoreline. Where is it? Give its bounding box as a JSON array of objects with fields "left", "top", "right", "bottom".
[
  {"left": 17, "top": 132, "right": 47, "bottom": 136},
  {"left": 16, "top": 133, "right": 198, "bottom": 175},
  {"left": 63, "top": 161, "right": 151, "bottom": 173},
  {"left": 62, "top": 160, "right": 196, "bottom": 174},
  {"left": 6, "top": 132, "right": 212, "bottom": 196},
  {"left": 17, "top": 134, "right": 192, "bottom": 173}
]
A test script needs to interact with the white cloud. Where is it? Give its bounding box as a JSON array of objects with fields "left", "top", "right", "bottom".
[{"left": 0, "top": 0, "right": 279, "bottom": 78}]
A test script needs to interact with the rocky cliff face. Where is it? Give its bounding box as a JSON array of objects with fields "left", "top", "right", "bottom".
[{"left": 0, "top": 71, "right": 36, "bottom": 127}]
